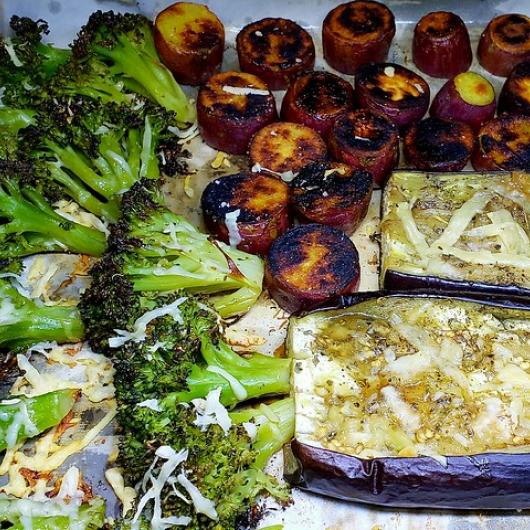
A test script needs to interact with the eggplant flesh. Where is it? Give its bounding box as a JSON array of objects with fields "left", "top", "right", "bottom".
[
  {"left": 287, "top": 294, "right": 530, "bottom": 509},
  {"left": 380, "top": 171, "right": 530, "bottom": 299}
]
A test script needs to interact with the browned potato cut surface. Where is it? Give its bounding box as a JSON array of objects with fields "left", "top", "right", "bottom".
[
  {"left": 265, "top": 224, "right": 360, "bottom": 312},
  {"left": 499, "top": 61, "right": 530, "bottom": 115},
  {"left": 201, "top": 171, "right": 290, "bottom": 255},
  {"left": 236, "top": 18, "right": 315, "bottom": 90},
  {"left": 248, "top": 122, "right": 327, "bottom": 174},
  {"left": 154, "top": 2, "right": 224, "bottom": 86}
]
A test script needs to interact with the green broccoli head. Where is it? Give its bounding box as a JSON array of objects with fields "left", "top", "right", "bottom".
[{"left": 71, "top": 11, "right": 195, "bottom": 126}]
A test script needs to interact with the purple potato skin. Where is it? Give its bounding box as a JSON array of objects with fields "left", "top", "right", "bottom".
[{"left": 430, "top": 78, "right": 496, "bottom": 132}]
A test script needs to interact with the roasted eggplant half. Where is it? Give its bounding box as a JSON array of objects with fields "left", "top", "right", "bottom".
[
  {"left": 413, "top": 11, "right": 472, "bottom": 78},
  {"left": 380, "top": 170, "right": 530, "bottom": 299},
  {"left": 248, "top": 122, "right": 327, "bottom": 175},
  {"left": 236, "top": 18, "right": 315, "bottom": 90},
  {"left": 328, "top": 109, "right": 399, "bottom": 186},
  {"left": 265, "top": 224, "right": 360, "bottom": 313},
  {"left": 472, "top": 114, "right": 530, "bottom": 171},
  {"left": 478, "top": 14, "right": 530, "bottom": 77},
  {"left": 280, "top": 71, "right": 355, "bottom": 139},
  {"left": 322, "top": 0, "right": 395, "bottom": 75},
  {"left": 197, "top": 71, "right": 277, "bottom": 154},
  {"left": 201, "top": 171, "right": 290, "bottom": 255},
  {"left": 403, "top": 117, "right": 474, "bottom": 171},
  {"left": 430, "top": 72, "right": 496, "bottom": 132},
  {"left": 154, "top": 2, "right": 225, "bottom": 86},
  {"left": 286, "top": 293, "right": 530, "bottom": 509},
  {"left": 290, "top": 161, "right": 373, "bottom": 234},
  {"left": 355, "top": 63, "right": 430, "bottom": 130},
  {"left": 498, "top": 61, "right": 530, "bottom": 116}
]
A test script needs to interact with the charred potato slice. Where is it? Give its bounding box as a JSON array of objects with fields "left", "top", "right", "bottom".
[
  {"left": 265, "top": 224, "right": 360, "bottom": 313},
  {"left": 154, "top": 2, "right": 225, "bottom": 86},
  {"left": 328, "top": 109, "right": 399, "bottom": 186},
  {"left": 498, "top": 61, "right": 530, "bottom": 116},
  {"left": 478, "top": 14, "right": 530, "bottom": 77},
  {"left": 281, "top": 71, "right": 355, "bottom": 139},
  {"left": 472, "top": 115, "right": 530, "bottom": 171},
  {"left": 197, "top": 71, "right": 277, "bottom": 154},
  {"left": 291, "top": 161, "right": 373, "bottom": 234},
  {"left": 248, "top": 122, "right": 327, "bottom": 174},
  {"left": 430, "top": 72, "right": 496, "bottom": 132},
  {"left": 404, "top": 117, "right": 474, "bottom": 171},
  {"left": 413, "top": 11, "right": 472, "bottom": 78},
  {"left": 201, "top": 171, "right": 290, "bottom": 255},
  {"left": 355, "top": 63, "right": 430, "bottom": 130},
  {"left": 236, "top": 18, "right": 315, "bottom": 90},
  {"left": 322, "top": 1, "right": 395, "bottom": 75}
]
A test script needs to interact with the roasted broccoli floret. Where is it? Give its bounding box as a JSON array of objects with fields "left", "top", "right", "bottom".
[
  {"left": 0, "top": 161, "right": 107, "bottom": 258},
  {"left": 71, "top": 11, "right": 194, "bottom": 126},
  {"left": 0, "top": 276, "right": 84, "bottom": 349},
  {"left": 84, "top": 179, "right": 264, "bottom": 318},
  {"left": 0, "top": 16, "right": 70, "bottom": 107}
]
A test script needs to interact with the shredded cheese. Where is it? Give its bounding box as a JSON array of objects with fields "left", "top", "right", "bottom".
[
  {"left": 224, "top": 210, "right": 242, "bottom": 248},
  {"left": 192, "top": 388, "right": 232, "bottom": 434},
  {"left": 222, "top": 85, "right": 269, "bottom": 96},
  {"left": 206, "top": 366, "right": 248, "bottom": 401}
]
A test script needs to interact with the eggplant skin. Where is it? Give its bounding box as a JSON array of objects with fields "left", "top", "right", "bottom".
[
  {"left": 287, "top": 440, "right": 530, "bottom": 509},
  {"left": 383, "top": 270, "right": 530, "bottom": 302}
]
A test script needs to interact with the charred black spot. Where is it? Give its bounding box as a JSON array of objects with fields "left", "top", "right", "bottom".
[
  {"left": 497, "top": 14, "right": 530, "bottom": 45},
  {"left": 297, "top": 72, "right": 352, "bottom": 114},
  {"left": 334, "top": 110, "right": 397, "bottom": 151},
  {"left": 292, "top": 161, "right": 373, "bottom": 210},
  {"left": 337, "top": 4, "right": 384, "bottom": 36},
  {"left": 210, "top": 95, "right": 273, "bottom": 121}
]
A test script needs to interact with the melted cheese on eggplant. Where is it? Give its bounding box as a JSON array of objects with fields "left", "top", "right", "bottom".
[
  {"left": 381, "top": 171, "right": 530, "bottom": 288},
  {"left": 289, "top": 297, "right": 530, "bottom": 460}
]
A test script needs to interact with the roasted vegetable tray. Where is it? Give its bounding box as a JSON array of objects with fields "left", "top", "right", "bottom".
[{"left": 1, "top": 0, "right": 530, "bottom": 528}]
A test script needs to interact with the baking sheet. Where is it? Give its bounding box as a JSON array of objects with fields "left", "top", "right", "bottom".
[{"left": 1, "top": 0, "right": 530, "bottom": 528}]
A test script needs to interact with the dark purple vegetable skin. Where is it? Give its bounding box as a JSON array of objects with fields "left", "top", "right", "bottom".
[
  {"left": 384, "top": 269, "right": 530, "bottom": 302},
  {"left": 287, "top": 440, "right": 530, "bottom": 509},
  {"left": 286, "top": 291, "right": 530, "bottom": 509}
]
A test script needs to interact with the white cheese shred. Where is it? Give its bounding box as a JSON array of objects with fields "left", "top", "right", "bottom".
[
  {"left": 222, "top": 85, "right": 269, "bottom": 96},
  {"left": 192, "top": 387, "right": 232, "bottom": 434},
  {"left": 206, "top": 366, "right": 248, "bottom": 401}
]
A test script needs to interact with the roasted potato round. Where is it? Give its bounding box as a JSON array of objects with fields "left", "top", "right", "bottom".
[
  {"left": 290, "top": 161, "right": 373, "bottom": 234},
  {"left": 265, "top": 223, "right": 361, "bottom": 313},
  {"left": 413, "top": 11, "right": 472, "bottom": 78},
  {"left": 248, "top": 122, "right": 327, "bottom": 175},
  {"left": 281, "top": 71, "right": 355, "bottom": 139},
  {"left": 355, "top": 63, "right": 430, "bottom": 130},
  {"left": 498, "top": 61, "right": 530, "bottom": 116},
  {"left": 478, "top": 14, "right": 530, "bottom": 77},
  {"left": 201, "top": 171, "right": 290, "bottom": 255},
  {"left": 328, "top": 109, "right": 399, "bottom": 186},
  {"left": 197, "top": 71, "right": 277, "bottom": 154},
  {"left": 322, "top": 1, "right": 395, "bottom": 75},
  {"left": 154, "top": 2, "right": 225, "bottom": 86},
  {"left": 236, "top": 18, "right": 315, "bottom": 90}
]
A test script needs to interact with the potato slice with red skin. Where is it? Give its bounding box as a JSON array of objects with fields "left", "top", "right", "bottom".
[
  {"left": 248, "top": 122, "right": 327, "bottom": 174},
  {"left": 290, "top": 161, "right": 373, "bottom": 235},
  {"left": 281, "top": 71, "right": 355, "bottom": 139},
  {"left": 472, "top": 115, "right": 530, "bottom": 171},
  {"left": 265, "top": 224, "right": 360, "bottom": 313},
  {"left": 197, "top": 71, "right": 277, "bottom": 154},
  {"left": 498, "top": 61, "right": 530, "bottom": 116},
  {"left": 413, "top": 11, "right": 472, "bottom": 78},
  {"left": 355, "top": 63, "right": 430, "bottom": 130},
  {"left": 478, "top": 14, "right": 530, "bottom": 77},
  {"left": 328, "top": 109, "right": 398, "bottom": 186},
  {"left": 322, "top": 1, "right": 395, "bottom": 75},
  {"left": 236, "top": 18, "right": 315, "bottom": 90},
  {"left": 154, "top": 2, "right": 224, "bottom": 86},
  {"left": 430, "top": 72, "right": 496, "bottom": 132},
  {"left": 404, "top": 117, "right": 474, "bottom": 171},
  {"left": 201, "top": 171, "right": 290, "bottom": 256}
]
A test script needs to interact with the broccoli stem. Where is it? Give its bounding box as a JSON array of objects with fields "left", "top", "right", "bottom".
[
  {"left": 34, "top": 42, "right": 71, "bottom": 77},
  {"left": 0, "top": 181, "right": 107, "bottom": 257},
  {"left": 169, "top": 336, "right": 291, "bottom": 407},
  {"left": 0, "top": 108, "right": 35, "bottom": 131}
]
